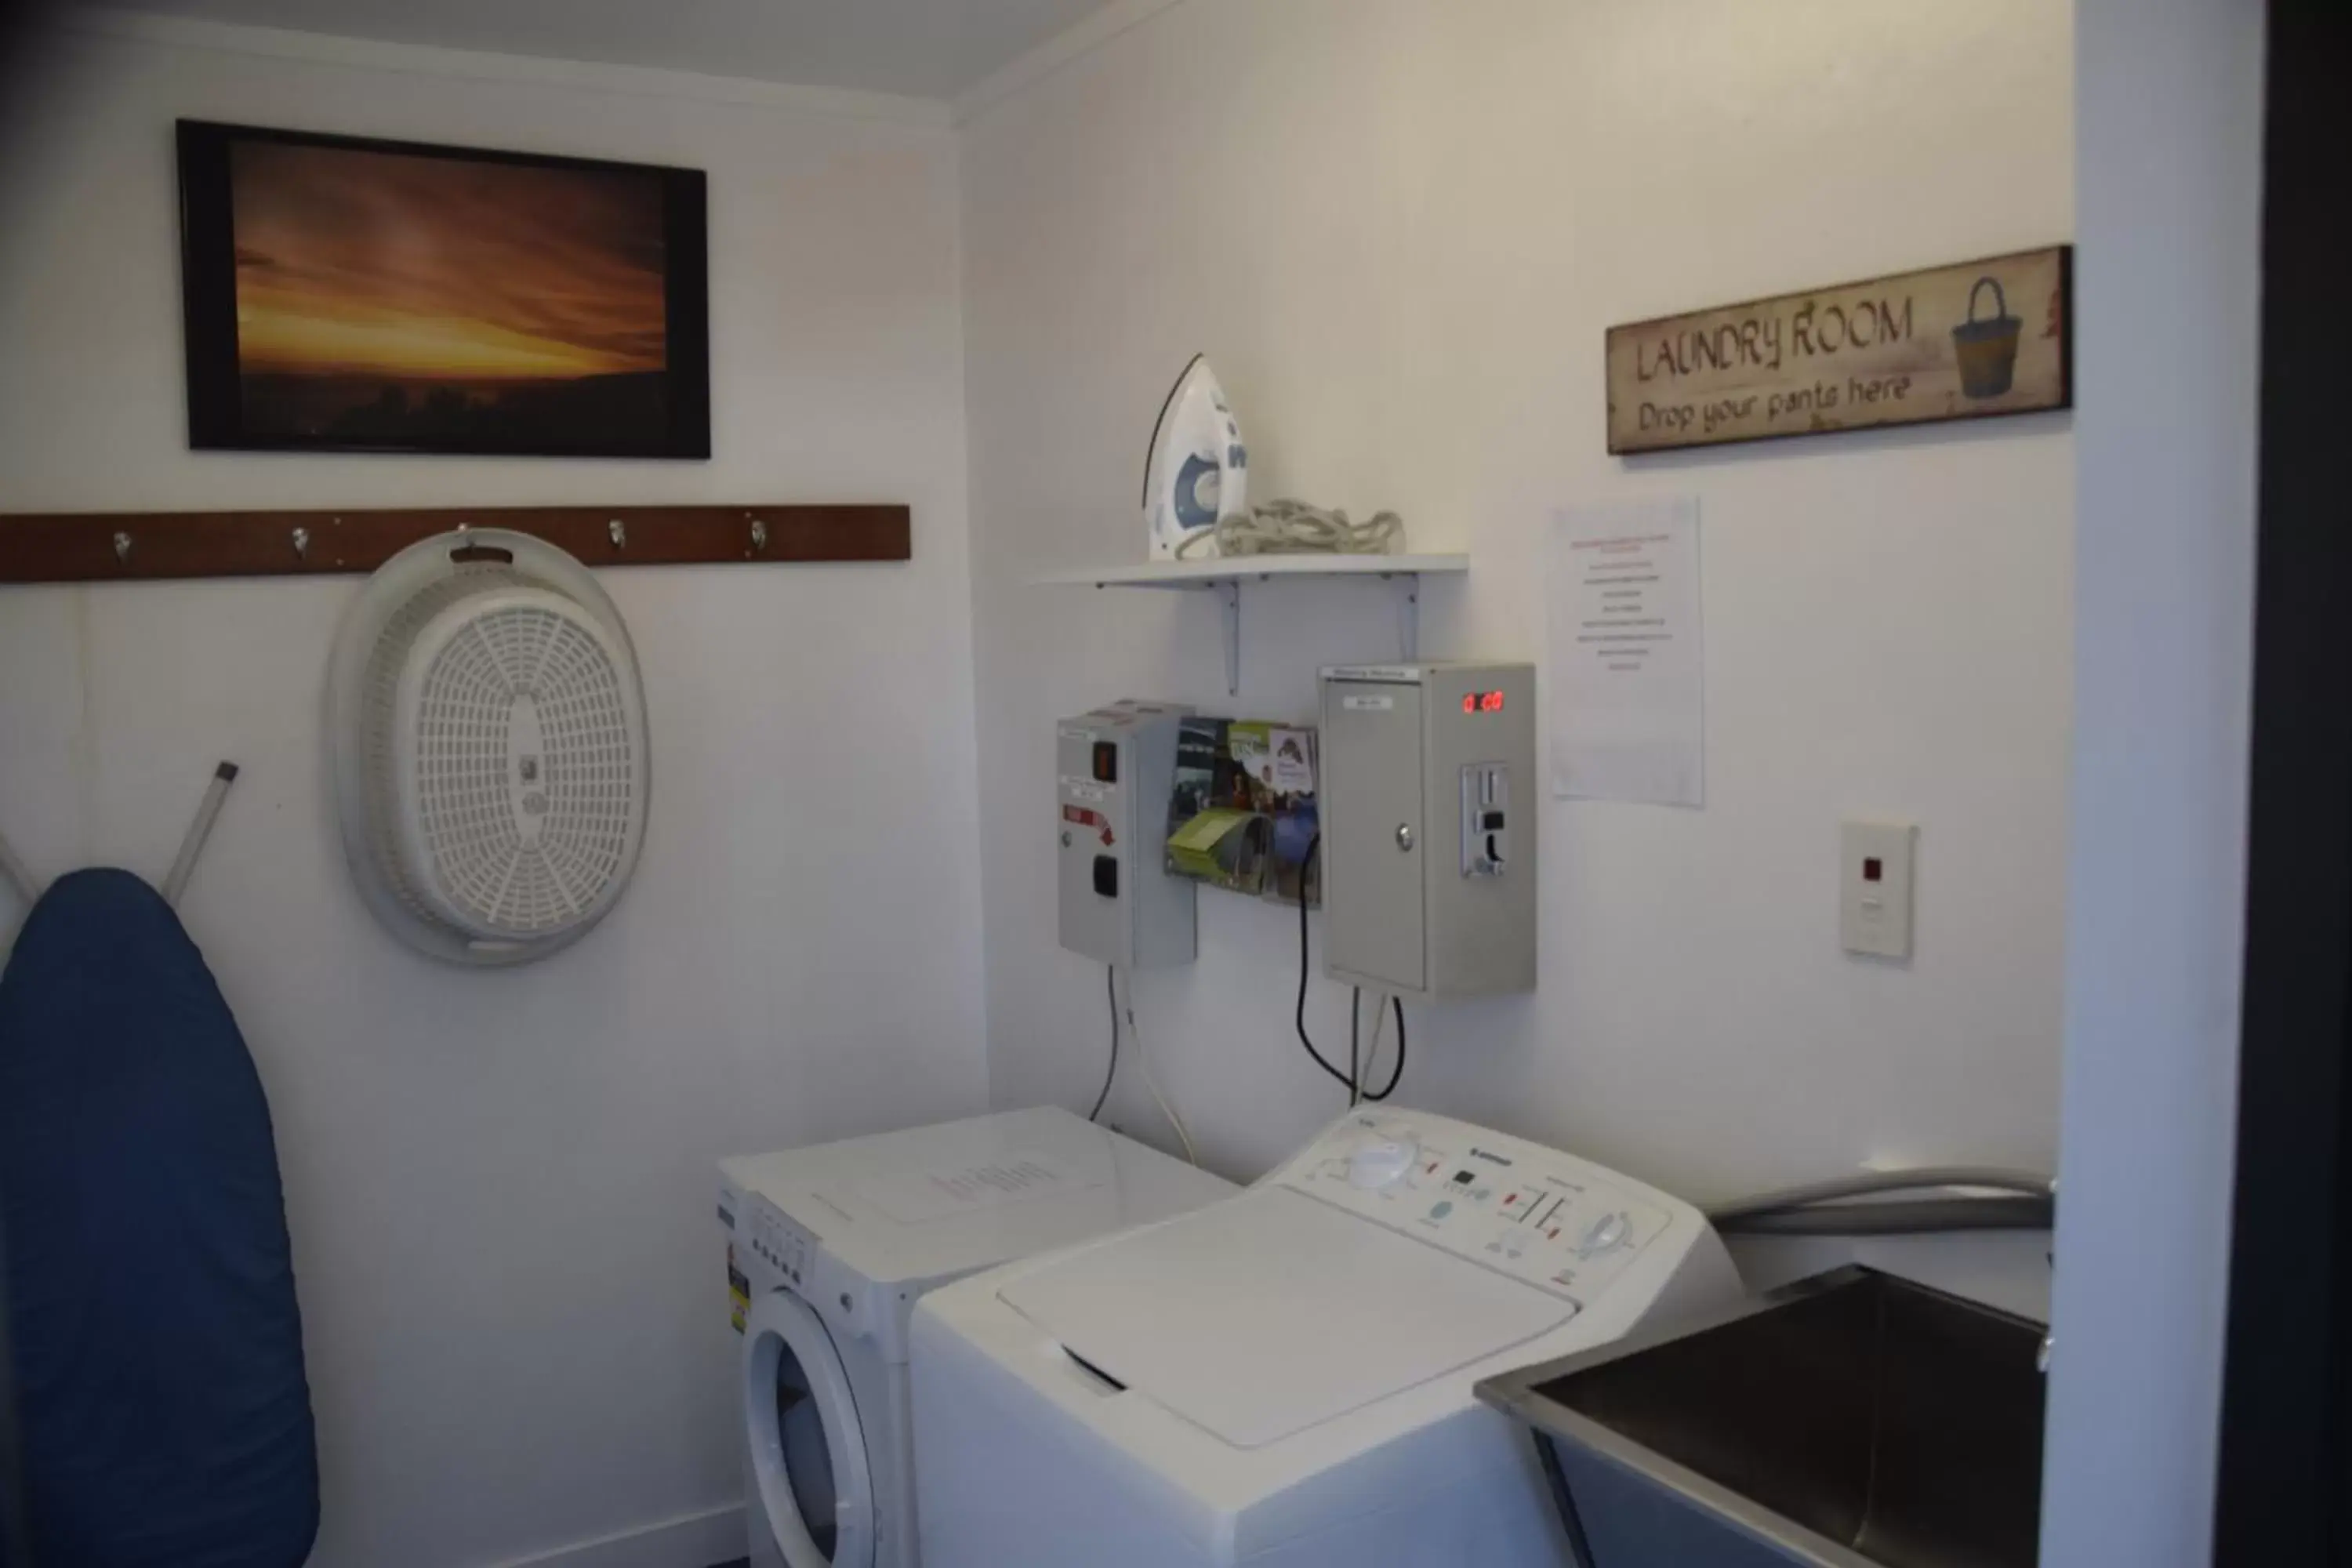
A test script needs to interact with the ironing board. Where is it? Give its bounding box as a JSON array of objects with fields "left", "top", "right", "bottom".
[{"left": 0, "top": 869, "right": 318, "bottom": 1566}]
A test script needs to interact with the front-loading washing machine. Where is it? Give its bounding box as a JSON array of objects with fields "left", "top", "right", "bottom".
[{"left": 717, "top": 1106, "right": 1233, "bottom": 1568}]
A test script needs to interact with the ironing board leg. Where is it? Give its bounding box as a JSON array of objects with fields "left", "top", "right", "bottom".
[
  {"left": 0, "top": 829, "right": 38, "bottom": 908},
  {"left": 161, "top": 762, "right": 239, "bottom": 909}
]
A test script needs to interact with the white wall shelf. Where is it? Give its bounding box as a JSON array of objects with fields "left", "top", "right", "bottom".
[{"left": 1040, "top": 554, "right": 1469, "bottom": 695}]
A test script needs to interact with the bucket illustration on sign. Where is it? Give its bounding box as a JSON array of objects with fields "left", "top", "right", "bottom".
[{"left": 1952, "top": 276, "right": 2022, "bottom": 398}]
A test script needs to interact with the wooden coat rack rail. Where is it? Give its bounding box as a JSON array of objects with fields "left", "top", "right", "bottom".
[{"left": 0, "top": 503, "right": 910, "bottom": 584}]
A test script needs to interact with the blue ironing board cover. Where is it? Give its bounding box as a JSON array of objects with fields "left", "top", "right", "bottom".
[{"left": 0, "top": 869, "right": 318, "bottom": 1566}]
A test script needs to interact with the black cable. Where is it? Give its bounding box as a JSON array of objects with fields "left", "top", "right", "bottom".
[
  {"left": 1532, "top": 1423, "right": 1601, "bottom": 1568},
  {"left": 1293, "top": 835, "right": 1356, "bottom": 1094},
  {"left": 1355, "top": 992, "right": 1374, "bottom": 1105},
  {"left": 1367, "top": 996, "right": 1406, "bottom": 1100},
  {"left": 1088, "top": 964, "right": 1118, "bottom": 1121},
  {"left": 1351, "top": 989, "right": 1408, "bottom": 1102}
]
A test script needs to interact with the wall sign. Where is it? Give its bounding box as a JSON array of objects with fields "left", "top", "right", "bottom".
[{"left": 1605, "top": 245, "right": 2071, "bottom": 454}]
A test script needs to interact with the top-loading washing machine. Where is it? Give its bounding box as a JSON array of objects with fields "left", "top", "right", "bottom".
[
  {"left": 718, "top": 1106, "right": 1235, "bottom": 1568},
  {"left": 909, "top": 1109, "right": 1744, "bottom": 1568}
]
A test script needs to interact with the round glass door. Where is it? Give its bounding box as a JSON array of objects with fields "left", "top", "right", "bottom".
[{"left": 743, "top": 1290, "right": 873, "bottom": 1568}]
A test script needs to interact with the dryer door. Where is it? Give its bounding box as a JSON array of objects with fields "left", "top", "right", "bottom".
[{"left": 743, "top": 1290, "right": 874, "bottom": 1568}]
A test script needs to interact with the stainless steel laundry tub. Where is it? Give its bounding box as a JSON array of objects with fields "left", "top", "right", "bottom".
[{"left": 1475, "top": 1266, "right": 2045, "bottom": 1568}]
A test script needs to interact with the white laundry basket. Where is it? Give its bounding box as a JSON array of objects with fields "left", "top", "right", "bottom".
[{"left": 327, "top": 528, "right": 649, "bottom": 965}]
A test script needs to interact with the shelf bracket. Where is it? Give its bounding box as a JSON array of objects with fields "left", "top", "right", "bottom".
[
  {"left": 1217, "top": 579, "right": 1242, "bottom": 696},
  {"left": 1392, "top": 573, "right": 1421, "bottom": 662}
]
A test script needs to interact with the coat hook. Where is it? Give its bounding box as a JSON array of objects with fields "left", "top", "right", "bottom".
[
  {"left": 291, "top": 525, "right": 311, "bottom": 561},
  {"left": 112, "top": 530, "right": 132, "bottom": 564},
  {"left": 608, "top": 518, "right": 627, "bottom": 550},
  {"left": 749, "top": 517, "right": 768, "bottom": 554}
]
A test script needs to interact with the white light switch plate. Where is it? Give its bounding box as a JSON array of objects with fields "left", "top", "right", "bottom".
[{"left": 1841, "top": 820, "right": 1917, "bottom": 960}]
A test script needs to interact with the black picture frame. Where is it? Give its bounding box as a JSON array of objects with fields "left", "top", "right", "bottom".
[{"left": 176, "top": 119, "right": 710, "bottom": 459}]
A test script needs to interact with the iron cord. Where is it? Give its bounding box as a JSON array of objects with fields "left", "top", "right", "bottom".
[{"left": 1174, "top": 499, "right": 1404, "bottom": 560}]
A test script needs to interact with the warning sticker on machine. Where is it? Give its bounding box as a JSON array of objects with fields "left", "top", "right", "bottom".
[
  {"left": 1062, "top": 803, "right": 1116, "bottom": 845},
  {"left": 727, "top": 1245, "right": 750, "bottom": 1334}
]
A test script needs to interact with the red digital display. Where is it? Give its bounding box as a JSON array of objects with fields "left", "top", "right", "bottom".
[{"left": 1461, "top": 690, "right": 1506, "bottom": 714}]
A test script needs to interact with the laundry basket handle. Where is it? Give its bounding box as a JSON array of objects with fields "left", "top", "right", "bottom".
[{"left": 1967, "top": 276, "right": 2009, "bottom": 325}]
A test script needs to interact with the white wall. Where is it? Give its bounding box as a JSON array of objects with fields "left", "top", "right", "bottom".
[
  {"left": 2041, "top": 0, "right": 2264, "bottom": 1559},
  {"left": 0, "top": 16, "right": 986, "bottom": 1567},
  {"left": 960, "top": 0, "right": 2074, "bottom": 1203}
]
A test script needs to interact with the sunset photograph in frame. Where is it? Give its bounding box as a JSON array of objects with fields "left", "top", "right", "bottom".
[{"left": 177, "top": 121, "right": 709, "bottom": 457}]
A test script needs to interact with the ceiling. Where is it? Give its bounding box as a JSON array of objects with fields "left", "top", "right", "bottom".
[{"left": 92, "top": 0, "right": 1120, "bottom": 99}]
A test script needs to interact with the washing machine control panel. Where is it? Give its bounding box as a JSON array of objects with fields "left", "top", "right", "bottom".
[
  {"left": 740, "top": 1193, "right": 816, "bottom": 1288},
  {"left": 1283, "top": 1112, "right": 1674, "bottom": 1307}
]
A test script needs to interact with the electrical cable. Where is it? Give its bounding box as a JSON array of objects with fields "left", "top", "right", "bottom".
[
  {"left": 1346, "top": 991, "right": 1409, "bottom": 1104},
  {"left": 1364, "top": 991, "right": 1406, "bottom": 1102},
  {"left": 1088, "top": 964, "right": 1119, "bottom": 1122},
  {"left": 1293, "top": 835, "right": 1358, "bottom": 1095},
  {"left": 1117, "top": 968, "right": 1198, "bottom": 1165},
  {"left": 1355, "top": 992, "right": 1374, "bottom": 1105},
  {"left": 1174, "top": 499, "right": 1405, "bottom": 561},
  {"left": 1359, "top": 989, "right": 1389, "bottom": 1102}
]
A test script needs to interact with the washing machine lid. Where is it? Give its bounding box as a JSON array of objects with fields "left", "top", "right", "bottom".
[
  {"left": 722, "top": 1108, "right": 1233, "bottom": 1286},
  {"left": 999, "top": 1186, "right": 1575, "bottom": 1449}
]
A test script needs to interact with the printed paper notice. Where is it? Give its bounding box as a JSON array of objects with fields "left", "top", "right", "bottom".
[{"left": 1550, "top": 499, "right": 1704, "bottom": 805}]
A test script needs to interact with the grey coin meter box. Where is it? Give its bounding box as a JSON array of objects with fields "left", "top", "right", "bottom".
[
  {"left": 1057, "top": 701, "right": 1196, "bottom": 970},
  {"left": 1319, "top": 662, "right": 1535, "bottom": 999}
]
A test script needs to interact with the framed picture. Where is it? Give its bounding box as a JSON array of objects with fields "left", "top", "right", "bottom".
[{"left": 176, "top": 120, "right": 710, "bottom": 459}]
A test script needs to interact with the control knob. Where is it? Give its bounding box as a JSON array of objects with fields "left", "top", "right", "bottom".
[
  {"left": 1577, "top": 1211, "right": 1631, "bottom": 1259},
  {"left": 1345, "top": 1126, "right": 1421, "bottom": 1190}
]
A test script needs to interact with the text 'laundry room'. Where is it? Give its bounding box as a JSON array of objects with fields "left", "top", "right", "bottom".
[{"left": 0, "top": 2, "right": 2315, "bottom": 1567}]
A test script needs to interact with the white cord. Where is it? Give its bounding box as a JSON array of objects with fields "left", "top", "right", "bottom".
[
  {"left": 1116, "top": 969, "right": 1199, "bottom": 1165},
  {"left": 1175, "top": 499, "right": 1405, "bottom": 561}
]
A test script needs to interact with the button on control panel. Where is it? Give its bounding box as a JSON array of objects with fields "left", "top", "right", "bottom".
[
  {"left": 1293, "top": 1113, "right": 1671, "bottom": 1306},
  {"left": 746, "top": 1196, "right": 813, "bottom": 1286}
]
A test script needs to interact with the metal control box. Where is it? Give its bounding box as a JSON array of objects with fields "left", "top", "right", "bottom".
[
  {"left": 1319, "top": 662, "right": 1536, "bottom": 998},
  {"left": 1057, "top": 701, "right": 1196, "bottom": 970}
]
